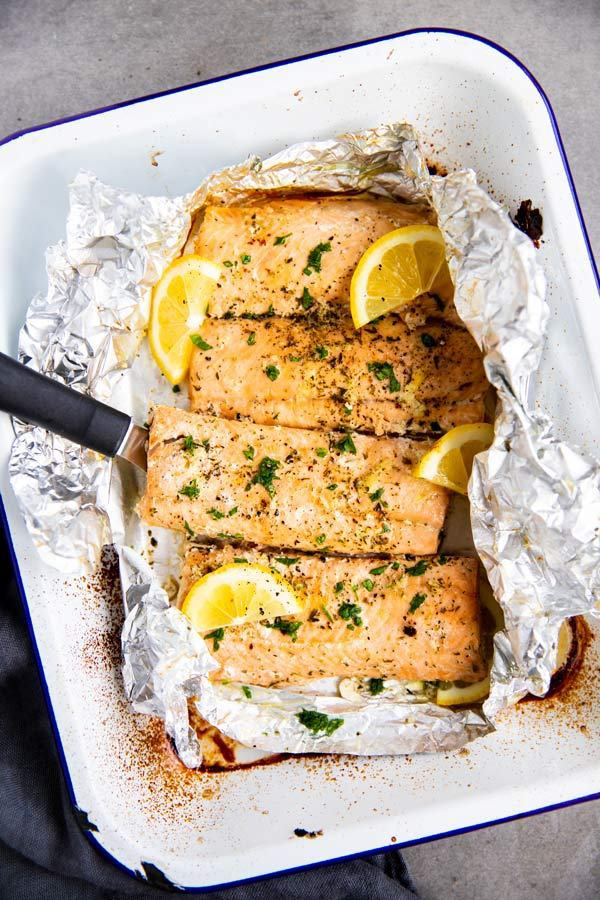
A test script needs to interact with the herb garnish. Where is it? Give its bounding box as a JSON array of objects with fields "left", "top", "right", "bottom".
[
  {"left": 240, "top": 253, "right": 251, "bottom": 264},
  {"left": 391, "top": 561, "right": 400, "bottom": 570},
  {"left": 242, "top": 685, "right": 252, "bottom": 699},
  {"left": 368, "top": 677, "right": 385, "bottom": 696},
  {"left": 246, "top": 456, "right": 281, "bottom": 497},
  {"left": 275, "top": 556, "right": 299, "bottom": 566},
  {"left": 361, "top": 578, "right": 374, "bottom": 591},
  {"left": 369, "top": 564, "right": 388, "bottom": 576},
  {"left": 405, "top": 560, "right": 429, "bottom": 576},
  {"left": 438, "top": 554, "right": 448, "bottom": 565},
  {"left": 223, "top": 260, "right": 234, "bottom": 268},
  {"left": 367, "top": 361, "right": 401, "bottom": 393},
  {"left": 315, "top": 346, "right": 329, "bottom": 359},
  {"left": 243, "top": 445, "right": 255, "bottom": 460},
  {"left": 315, "top": 534, "right": 326, "bottom": 546},
  {"left": 206, "top": 628, "right": 225, "bottom": 651},
  {"left": 321, "top": 604, "right": 334, "bottom": 623},
  {"left": 182, "top": 435, "right": 199, "bottom": 454},
  {"left": 315, "top": 447, "right": 327, "bottom": 458},
  {"left": 216, "top": 531, "right": 243, "bottom": 540},
  {"left": 179, "top": 479, "right": 200, "bottom": 499},
  {"left": 265, "top": 364, "right": 280, "bottom": 381},
  {"left": 274, "top": 233, "right": 292, "bottom": 245},
  {"left": 296, "top": 708, "right": 343, "bottom": 736},
  {"left": 183, "top": 520, "right": 194, "bottom": 538},
  {"left": 338, "top": 601, "right": 362, "bottom": 627},
  {"left": 298, "top": 287, "right": 314, "bottom": 310},
  {"left": 247, "top": 331, "right": 257, "bottom": 346},
  {"left": 369, "top": 487, "right": 384, "bottom": 502},
  {"left": 409, "top": 592, "right": 427, "bottom": 613},
  {"left": 265, "top": 617, "right": 302, "bottom": 641},
  {"left": 303, "top": 241, "right": 332, "bottom": 276},
  {"left": 420, "top": 333, "right": 437, "bottom": 348},
  {"left": 207, "top": 507, "right": 225, "bottom": 520},
  {"left": 190, "top": 334, "right": 213, "bottom": 351},
  {"left": 326, "top": 483, "right": 337, "bottom": 491},
  {"left": 334, "top": 581, "right": 344, "bottom": 594},
  {"left": 202, "top": 439, "right": 210, "bottom": 451},
  {"left": 334, "top": 432, "right": 357, "bottom": 454},
  {"left": 233, "top": 557, "right": 248, "bottom": 563}
]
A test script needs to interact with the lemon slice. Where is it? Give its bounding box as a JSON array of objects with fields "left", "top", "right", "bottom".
[
  {"left": 350, "top": 224, "right": 453, "bottom": 328},
  {"left": 414, "top": 422, "right": 494, "bottom": 495},
  {"left": 181, "top": 563, "right": 303, "bottom": 633},
  {"left": 149, "top": 254, "right": 220, "bottom": 384},
  {"left": 436, "top": 675, "right": 490, "bottom": 707}
]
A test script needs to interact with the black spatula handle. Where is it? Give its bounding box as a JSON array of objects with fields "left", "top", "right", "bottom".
[{"left": 0, "top": 352, "right": 131, "bottom": 457}]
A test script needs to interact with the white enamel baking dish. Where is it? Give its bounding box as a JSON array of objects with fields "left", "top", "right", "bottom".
[{"left": 1, "top": 29, "right": 599, "bottom": 891}]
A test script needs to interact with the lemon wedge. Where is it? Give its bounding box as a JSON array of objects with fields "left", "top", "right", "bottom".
[
  {"left": 350, "top": 224, "right": 453, "bottom": 328},
  {"left": 181, "top": 562, "right": 303, "bottom": 633},
  {"left": 414, "top": 423, "right": 494, "bottom": 495},
  {"left": 149, "top": 254, "right": 220, "bottom": 384}
]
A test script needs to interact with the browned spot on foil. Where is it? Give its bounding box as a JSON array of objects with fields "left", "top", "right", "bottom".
[
  {"left": 512, "top": 199, "right": 543, "bottom": 247},
  {"left": 521, "top": 617, "right": 589, "bottom": 703}
]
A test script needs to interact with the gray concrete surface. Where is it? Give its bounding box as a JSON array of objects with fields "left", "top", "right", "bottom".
[{"left": 1, "top": 1, "right": 599, "bottom": 898}]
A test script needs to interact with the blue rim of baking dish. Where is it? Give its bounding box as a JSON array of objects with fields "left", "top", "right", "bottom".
[{"left": 1, "top": 27, "right": 599, "bottom": 892}]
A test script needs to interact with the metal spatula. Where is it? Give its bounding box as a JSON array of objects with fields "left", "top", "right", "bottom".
[{"left": 0, "top": 352, "right": 148, "bottom": 471}]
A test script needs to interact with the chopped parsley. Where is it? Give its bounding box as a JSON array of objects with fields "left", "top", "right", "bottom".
[
  {"left": 240, "top": 253, "right": 251, "bottom": 264},
  {"left": 243, "top": 445, "right": 255, "bottom": 460},
  {"left": 202, "top": 439, "right": 210, "bottom": 451},
  {"left": 409, "top": 592, "right": 427, "bottom": 613},
  {"left": 303, "top": 241, "right": 332, "bottom": 276},
  {"left": 296, "top": 708, "right": 343, "bottom": 736},
  {"left": 247, "top": 331, "right": 257, "bottom": 346},
  {"left": 321, "top": 604, "right": 334, "bottom": 623},
  {"left": 405, "top": 560, "right": 429, "bottom": 576},
  {"left": 391, "top": 561, "right": 401, "bottom": 570},
  {"left": 265, "top": 364, "right": 280, "bottom": 381},
  {"left": 326, "top": 483, "right": 337, "bottom": 491},
  {"left": 246, "top": 456, "right": 281, "bottom": 497},
  {"left": 367, "top": 361, "right": 401, "bottom": 393},
  {"left": 216, "top": 531, "right": 243, "bottom": 540},
  {"left": 315, "top": 345, "right": 329, "bottom": 359},
  {"left": 265, "top": 617, "right": 302, "bottom": 641},
  {"left": 190, "top": 334, "right": 213, "bottom": 351},
  {"left": 207, "top": 507, "right": 225, "bottom": 520},
  {"left": 338, "top": 601, "right": 362, "bottom": 627},
  {"left": 182, "top": 435, "right": 199, "bottom": 454},
  {"left": 420, "top": 333, "right": 438, "bottom": 348},
  {"left": 233, "top": 557, "right": 248, "bottom": 563},
  {"left": 241, "top": 685, "right": 252, "bottom": 699},
  {"left": 183, "top": 520, "right": 194, "bottom": 538},
  {"left": 315, "top": 534, "right": 326, "bottom": 545},
  {"left": 223, "top": 259, "right": 234, "bottom": 268},
  {"left": 179, "top": 479, "right": 200, "bottom": 499},
  {"left": 206, "top": 628, "right": 225, "bottom": 651},
  {"left": 172, "top": 384, "right": 181, "bottom": 393},
  {"left": 228, "top": 506, "right": 238, "bottom": 517},
  {"left": 274, "top": 233, "right": 292, "bottom": 245},
  {"left": 334, "top": 581, "right": 345, "bottom": 594},
  {"left": 369, "top": 487, "right": 384, "bottom": 502},
  {"left": 369, "top": 564, "right": 388, "bottom": 576},
  {"left": 368, "top": 677, "right": 385, "bottom": 696},
  {"left": 334, "top": 432, "right": 357, "bottom": 454},
  {"left": 298, "top": 287, "right": 314, "bottom": 310},
  {"left": 275, "top": 556, "right": 299, "bottom": 566},
  {"left": 315, "top": 447, "right": 327, "bottom": 458},
  {"left": 361, "top": 578, "right": 374, "bottom": 591},
  {"left": 289, "top": 355, "right": 302, "bottom": 362}
]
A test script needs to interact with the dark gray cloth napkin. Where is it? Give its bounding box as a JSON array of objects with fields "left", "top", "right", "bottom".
[{"left": 0, "top": 528, "right": 417, "bottom": 899}]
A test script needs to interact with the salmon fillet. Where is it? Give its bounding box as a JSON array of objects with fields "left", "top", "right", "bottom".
[
  {"left": 139, "top": 405, "right": 449, "bottom": 555},
  {"left": 186, "top": 196, "right": 436, "bottom": 318},
  {"left": 189, "top": 314, "right": 487, "bottom": 435},
  {"left": 178, "top": 547, "right": 485, "bottom": 685}
]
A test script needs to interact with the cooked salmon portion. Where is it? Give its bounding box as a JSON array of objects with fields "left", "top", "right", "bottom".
[
  {"left": 189, "top": 314, "right": 487, "bottom": 435},
  {"left": 179, "top": 547, "right": 484, "bottom": 685},
  {"left": 186, "top": 196, "right": 436, "bottom": 317},
  {"left": 139, "top": 406, "right": 449, "bottom": 555}
]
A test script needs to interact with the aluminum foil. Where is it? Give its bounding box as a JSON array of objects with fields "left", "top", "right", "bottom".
[{"left": 11, "top": 124, "right": 600, "bottom": 761}]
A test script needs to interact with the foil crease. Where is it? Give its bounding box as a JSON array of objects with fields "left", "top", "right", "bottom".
[
  {"left": 432, "top": 171, "right": 600, "bottom": 717},
  {"left": 12, "top": 124, "right": 600, "bottom": 760}
]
